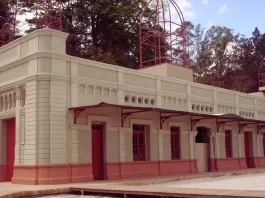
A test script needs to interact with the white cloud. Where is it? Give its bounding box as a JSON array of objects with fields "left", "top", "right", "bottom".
[
  {"left": 17, "top": 13, "right": 34, "bottom": 35},
  {"left": 218, "top": 4, "right": 228, "bottom": 14},
  {"left": 173, "top": 0, "right": 195, "bottom": 20},
  {"left": 202, "top": 0, "right": 208, "bottom": 5}
]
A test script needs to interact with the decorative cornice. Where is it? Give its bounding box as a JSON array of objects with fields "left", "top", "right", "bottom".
[{"left": 0, "top": 109, "right": 16, "bottom": 119}]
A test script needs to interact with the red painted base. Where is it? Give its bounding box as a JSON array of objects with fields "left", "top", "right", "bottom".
[
  {"left": 0, "top": 165, "right": 7, "bottom": 182},
  {"left": 105, "top": 160, "right": 197, "bottom": 180},
  {"left": 254, "top": 157, "right": 265, "bottom": 168},
  {"left": 212, "top": 157, "right": 248, "bottom": 172},
  {"left": 12, "top": 164, "right": 93, "bottom": 185}
]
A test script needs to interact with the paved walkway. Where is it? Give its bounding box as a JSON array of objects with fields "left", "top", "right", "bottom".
[
  {"left": 152, "top": 172, "right": 265, "bottom": 191},
  {"left": 2, "top": 168, "right": 265, "bottom": 198}
]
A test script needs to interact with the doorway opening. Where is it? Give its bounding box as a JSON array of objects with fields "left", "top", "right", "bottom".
[
  {"left": 6, "top": 118, "right": 16, "bottom": 182},
  {"left": 92, "top": 124, "right": 105, "bottom": 180},
  {"left": 244, "top": 132, "right": 254, "bottom": 168},
  {"left": 195, "top": 127, "right": 210, "bottom": 172}
]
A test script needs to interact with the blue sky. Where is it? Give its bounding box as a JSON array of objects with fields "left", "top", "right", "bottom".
[{"left": 178, "top": 0, "right": 264, "bottom": 37}]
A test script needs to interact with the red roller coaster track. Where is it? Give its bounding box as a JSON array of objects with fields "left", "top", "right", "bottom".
[{"left": 139, "top": 0, "right": 188, "bottom": 68}]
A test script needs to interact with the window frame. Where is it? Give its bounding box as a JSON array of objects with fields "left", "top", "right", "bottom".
[{"left": 132, "top": 124, "right": 146, "bottom": 161}]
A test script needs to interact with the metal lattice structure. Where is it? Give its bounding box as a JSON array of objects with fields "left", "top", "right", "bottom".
[
  {"left": 139, "top": 0, "right": 188, "bottom": 68},
  {"left": 36, "top": 0, "right": 62, "bottom": 31},
  {"left": 258, "top": 63, "right": 265, "bottom": 88},
  {"left": 211, "top": 73, "right": 225, "bottom": 88},
  {"left": 0, "top": 16, "right": 13, "bottom": 47}
]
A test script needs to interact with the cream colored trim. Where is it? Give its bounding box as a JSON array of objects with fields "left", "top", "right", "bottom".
[
  {"left": 243, "top": 127, "right": 255, "bottom": 133},
  {"left": 168, "top": 121, "right": 182, "bottom": 128},
  {"left": 181, "top": 131, "right": 189, "bottom": 135},
  {"left": 224, "top": 125, "right": 233, "bottom": 131},
  {"left": 158, "top": 129, "right": 169, "bottom": 134},
  {"left": 130, "top": 119, "right": 153, "bottom": 128},
  {"left": 70, "top": 124, "right": 89, "bottom": 130},
  {"left": 0, "top": 110, "right": 16, "bottom": 119},
  {"left": 195, "top": 123, "right": 213, "bottom": 131},
  {"left": 87, "top": 115, "right": 111, "bottom": 130},
  {"left": 216, "top": 132, "right": 225, "bottom": 137}
]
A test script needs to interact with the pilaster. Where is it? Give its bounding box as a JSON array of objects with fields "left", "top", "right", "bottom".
[
  {"left": 189, "top": 131, "right": 198, "bottom": 159},
  {"left": 14, "top": 87, "right": 21, "bottom": 165},
  {"left": 238, "top": 133, "right": 244, "bottom": 157},
  {"left": 24, "top": 80, "right": 38, "bottom": 165},
  {"left": 38, "top": 80, "right": 50, "bottom": 165},
  {"left": 50, "top": 79, "right": 68, "bottom": 164}
]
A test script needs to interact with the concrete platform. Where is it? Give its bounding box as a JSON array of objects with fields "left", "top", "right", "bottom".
[{"left": 2, "top": 168, "right": 265, "bottom": 198}]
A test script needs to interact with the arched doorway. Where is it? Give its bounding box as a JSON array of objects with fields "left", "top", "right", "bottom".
[{"left": 195, "top": 127, "right": 210, "bottom": 172}]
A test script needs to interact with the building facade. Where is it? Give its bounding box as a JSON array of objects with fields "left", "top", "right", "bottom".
[{"left": 0, "top": 29, "right": 265, "bottom": 185}]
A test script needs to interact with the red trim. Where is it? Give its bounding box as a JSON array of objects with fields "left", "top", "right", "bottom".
[
  {"left": 160, "top": 113, "right": 185, "bottom": 129},
  {"left": 74, "top": 109, "right": 85, "bottom": 124},
  {"left": 92, "top": 124, "right": 104, "bottom": 180},
  {"left": 0, "top": 165, "right": 6, "bottom": 182},
  {"left": 190, "top": 118, "right": 212, "bottom": 131},
  {"left": 12, "top": 164, "right": 93, "bottom": 185},
  {"left": 217, "top": 120, "right": 234, "bottom": 132},
  {"left": 6, "top": 118, "right": 15, "bottom": 182},
  {"left": 257, "top": 125, "right": 265, "bottom": 134},
  {"left": 73, "top": 103, "right": 106, "bottom": 124},
  {"left": 122, "top": 109, "right": 151, "bottom": 127},
  {"left": 254, "top": 156, "right": 265, "bottom": 168},
  {"left": 239, "top": 123, "right": 248, "bottom": 134},
  {"left": 225, "top": 130, "right": 232, "bottom": 158},
  {"left": 213, "top": 158, "right": 248, "bottom": 171},
  {"left": 105, "top": 160, "right": 197, "bottom": 180},
  {"left": 170, "top": 127, "right": 181, "bottom": 160},
  {"left": 133, "top": 125, "right": 146, "bottom": 161}
]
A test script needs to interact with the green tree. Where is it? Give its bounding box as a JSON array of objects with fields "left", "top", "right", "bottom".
[{"left": 20, "top": 0, "right": 156, "bottom": 68}]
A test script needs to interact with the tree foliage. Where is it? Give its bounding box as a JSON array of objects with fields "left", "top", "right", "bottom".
[{"left": 0, "top": 1, "right": 265, "bottom": 93}]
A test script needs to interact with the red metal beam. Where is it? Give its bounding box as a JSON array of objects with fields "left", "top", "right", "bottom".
[
  {"left": 74, "top": 108, "right": 85, "bottom": 124},
  {"left": 190, "top": 117, "right": 213, "bottom": 131},
  {"left": 72, "top": 103, "right": 106, "bottom": 124},
  {"left": 160, "top": 112, "right": 186, "bottom": 129},
  {"left": 216, "top": 120, "right": 235, "bottom": 132},
  {"left": 238, "top": 123, "right": 247, "bottom": 134},
  {"left": 238, "top": 121, "right": 257, "bottom": 134},
  {"left": 121, "top": 108, "right": 152, "bottom": 127},
  {"left": 257, "top": 124, "right": 265, "bottom": 135}
]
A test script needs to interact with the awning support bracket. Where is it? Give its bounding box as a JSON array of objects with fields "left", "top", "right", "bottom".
[
  {"left": 257, "top": 124, "right": 265, "bottom": 135},
  {"left": 238, "top": 123, "right": 248, "bottom": 134},
  {"left": 160, "top": 113, "right": 183, "bottom": 129},
  {"left": 74, "top": 108, "right": 86, "bottom": 124},
  {"left": 121, "top": 108, "right": 151, "bottom": 127},
  {"left": 190, "top": 117, "right": 212, "bottom": 131},
  {"left": 217, "top": 120, "right": 235, "bottom": 132}
]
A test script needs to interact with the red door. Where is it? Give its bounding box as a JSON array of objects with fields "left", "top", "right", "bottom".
[
  {"left": 6, "top": 119, "right": 15, "bottom": 181},
  {"left": 244, "top": 132, "right": 251, "bottom": 168},
  {"left": 92, "top": 124, "right": 104, "bottom": 180}
]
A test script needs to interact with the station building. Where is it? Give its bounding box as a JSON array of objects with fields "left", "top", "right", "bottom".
[{"left": 0, "top": 29, "right": 265, "bottom": 185}]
